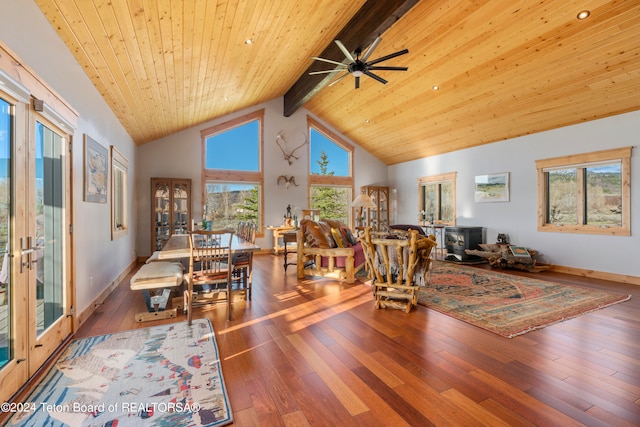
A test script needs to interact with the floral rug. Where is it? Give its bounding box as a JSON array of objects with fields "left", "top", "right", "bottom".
[
  {"left": 418, "top": 263, "right": 631, "bottom": 338},
  {"left": 9, "top": 319, "right": 232, "bottom": 426}
]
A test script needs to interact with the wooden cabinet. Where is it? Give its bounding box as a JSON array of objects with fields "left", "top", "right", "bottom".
[
  {"left": 361, "top": 186, "right": 389, "bottom": 232},
  {"left": 151, "top": 178, "right": 191, "bottom": 252}
]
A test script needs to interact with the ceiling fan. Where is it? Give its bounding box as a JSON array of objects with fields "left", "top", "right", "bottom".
[{"left": 310, "top": 37, "right": 408, "bottom": 89}]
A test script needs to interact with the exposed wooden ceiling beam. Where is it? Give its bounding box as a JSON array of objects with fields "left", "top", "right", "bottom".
[{"left": 283, "top": 0, "right": 419, "bottom": 117}]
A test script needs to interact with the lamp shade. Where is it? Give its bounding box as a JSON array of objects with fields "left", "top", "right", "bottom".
[{"left": 351, "top": 193, "right": 377, "bottom": 208}]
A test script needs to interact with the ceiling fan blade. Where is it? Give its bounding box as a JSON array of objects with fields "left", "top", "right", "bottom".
[
  {"left": 328, "top": 71, "right": 349, "bottom": 87},
  {"left": 364, "top": 70, "right": 387, "bottom": 85},
  {"left": 311, "top": 56, "right": 347, "bottom": 67},
  {"left": 367, "top": 48, "right": 409, "bottom": 66},
  {"left": 309, "top": 68, "right": 347, "bottom": 75},
  {"left": 335, "top": 40, "right": 355, "bottom": 62},
  {"left": 355, "top": 76, "right": 360, "bottom": 89},
  {"left": 368, "top": 66, "right": 408, "bottom": 71},
  {"left": 361, "top": 37, "right": 382, "bottom": 62}
]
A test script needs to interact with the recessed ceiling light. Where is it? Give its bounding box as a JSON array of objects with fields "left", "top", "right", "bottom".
[
  {"left": 433, "top": 85, "right": 439, "bottom": 91},
  {"left": 244, "top": 38, "right": 253, "bottom": 45},
  {"left": 364, "top": 119, "right": 371, "bottom": 123},
  {"left": 577, "top": 10, "right": 590, "bottom": 20}
]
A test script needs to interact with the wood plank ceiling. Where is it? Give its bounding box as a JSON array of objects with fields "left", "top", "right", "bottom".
[{"left": 34, "top": 0, "right": 640, "bottom": 165}]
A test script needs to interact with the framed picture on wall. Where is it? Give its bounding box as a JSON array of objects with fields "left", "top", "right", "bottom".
[
  {"left": 84, "top": 134, "right": 108, "bottom": 203},
  {"left": 475, "top": 172, "right": 509, "bottom": 203}
]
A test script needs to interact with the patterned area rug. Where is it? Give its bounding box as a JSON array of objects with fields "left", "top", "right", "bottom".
[
  {"left": 9, "top": 319, "right": 232, "bottom": 426},
  {"left": 418, "top": 263, "right": 631, "bottom": 338}
]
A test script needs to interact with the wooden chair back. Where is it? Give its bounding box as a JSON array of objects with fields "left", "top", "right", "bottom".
[
  {"left": 232, "top": 222, "right": 257, "bottom": 299},
  {"left": 185, "top": 228, "right": 235, "bottom": 323}
]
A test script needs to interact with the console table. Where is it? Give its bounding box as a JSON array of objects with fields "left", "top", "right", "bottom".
[{"left": 267, "top": 225, "right": 295, "bottom": 254}]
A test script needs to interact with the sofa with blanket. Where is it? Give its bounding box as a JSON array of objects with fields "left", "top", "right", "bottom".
[{"left": 296, "top": 219, "right": 366, "bottom": 283}]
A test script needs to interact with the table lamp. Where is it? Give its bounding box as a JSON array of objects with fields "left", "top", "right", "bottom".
[{"left": 351, "top": 193, "right": 377, "bottom": 227}]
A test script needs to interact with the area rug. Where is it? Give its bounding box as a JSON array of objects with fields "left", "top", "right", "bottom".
[
  {"left": 8, "top": 319, "right": 232, "bottom": 427},
  {"left": 418, "top": 263, "right": 631, "bottom": 338}
]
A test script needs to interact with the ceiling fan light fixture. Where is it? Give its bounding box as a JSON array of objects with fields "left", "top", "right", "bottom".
[{"left": 311, "top": 37, "right": 408, "bottom": 90}]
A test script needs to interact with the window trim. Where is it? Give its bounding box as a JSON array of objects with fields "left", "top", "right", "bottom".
[
  {"left": 200, "top": 109, "right": 264, "bottom": 236},
  {"left": 417, "top": 172, "right": 457, "bottom": 226},
  {"left": 535, "top": 146, "right": 632, "bottom": 235},
  {"left": 110, "top": 146, "right": 128, "bottom": 240}
]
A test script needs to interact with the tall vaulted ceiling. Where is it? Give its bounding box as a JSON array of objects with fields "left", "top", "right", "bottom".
[{"left": 34, "top": 0, "right": 640, "bottom": 165}]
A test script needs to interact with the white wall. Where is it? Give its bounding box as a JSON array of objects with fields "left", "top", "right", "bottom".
[
  {"left": 136, "top": 97, "right": 388, "bottom": 255},
  {"left": 389, "top": 110, "right": 640, "bottom": 277},
  {"left": 0, "top": 1, "right": 138, "bottom": 314}
]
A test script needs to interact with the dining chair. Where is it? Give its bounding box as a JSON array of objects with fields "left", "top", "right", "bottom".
[
  {"left": 185, "top": 228, "right": 235, "bottom": 324},
  {"left": 233, "top": 222, "right": 257, "bottom": 299}
]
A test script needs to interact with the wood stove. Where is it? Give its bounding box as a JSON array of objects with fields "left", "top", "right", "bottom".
[{"left": 444, "top": 226, "right": 483, "bottom": 261}]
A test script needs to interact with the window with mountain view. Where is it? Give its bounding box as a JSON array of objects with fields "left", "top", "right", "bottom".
[
  {"left": 201, "top": 110, "right": 263, "bottom": 233},
  {"left": 536, "top": 147, "right": 631, "bottom": 235}
]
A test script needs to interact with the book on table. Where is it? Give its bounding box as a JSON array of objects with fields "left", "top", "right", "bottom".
[{"left": 509, "top": 246, "right": 530, "bottom": 257}]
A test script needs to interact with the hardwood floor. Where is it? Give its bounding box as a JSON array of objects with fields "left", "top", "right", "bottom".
[{"left": 14, "top": 255, "right": 640, "bottom": 426}]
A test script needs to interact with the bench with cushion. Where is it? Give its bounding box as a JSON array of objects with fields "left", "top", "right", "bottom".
[
  {"left": 296, "top": 218, "right": 365, "bottom": 284},
  {"left": 129, "top": 261, "right": 184, "bottom": 322}
]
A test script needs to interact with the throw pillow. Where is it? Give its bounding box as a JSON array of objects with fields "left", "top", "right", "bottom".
[
  {"left": 300, "top": 219, "right": 336, "bottom": 248},
  {"left": 341, "top": 227, "right": 357, "bottom": 246},
  {"left": 331, "top": 228, "right": 345, "bottom": 248}
]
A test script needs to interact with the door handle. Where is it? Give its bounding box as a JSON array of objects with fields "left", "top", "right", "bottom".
[{"left": 20, "top": 236, "right": 36, "bottom": 273}]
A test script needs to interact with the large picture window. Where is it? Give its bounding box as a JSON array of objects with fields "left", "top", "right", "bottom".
[
  {"left": 418, "top": 172, "right": 456, "bottom": 225},
  {"left": 201, "top": 110, "right": 263, "bottom": 234},
  {"left": 536, "top": 147, "right": 631, "bottom": 235},
  {"left": 308, "top": 117, "right": 353, "bottom": 225}
]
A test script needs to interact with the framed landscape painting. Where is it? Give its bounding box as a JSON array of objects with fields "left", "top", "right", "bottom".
[
  {"left": 84, "top": 134, "right": 108, "bottom": 203},
  {"left": 475, "top": 172, "right": 509, "bottom": 203}
]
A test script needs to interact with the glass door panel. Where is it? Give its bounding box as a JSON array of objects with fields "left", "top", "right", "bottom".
[
  {"left": 29, "top": 119, "right": 71, "bottom": 375},
  {"left": 0, "top": 99, "right": 11, "bottom": 369},
  {"left": 153, "top": 182, "right": 171, "bottom": 251},
  {"left": 173, "top": 183, "right": 188, "bottom": 235},
  {"left": 35, "top": 122, "right": 65, "bottom": 335}
]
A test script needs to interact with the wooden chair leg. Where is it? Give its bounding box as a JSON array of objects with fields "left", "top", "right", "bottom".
[{"left": 227, "top": 282, "right": 232, "bottom": 321}]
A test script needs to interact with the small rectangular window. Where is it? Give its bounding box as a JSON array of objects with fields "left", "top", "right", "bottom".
[
  {"left": 418, "top": 172, "right": 456, "bottom": 225},
  {"left": 536, "top": 147, "right": 631, "bottom": 235}
]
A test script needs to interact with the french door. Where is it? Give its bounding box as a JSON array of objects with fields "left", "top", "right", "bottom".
[{"left": 0, "top": 95, "right": 73, "bottom": 402}]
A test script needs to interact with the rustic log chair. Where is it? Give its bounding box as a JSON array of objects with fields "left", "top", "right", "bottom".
[{"left": 360, "top": 227, "right": 437, "bottom": 313}]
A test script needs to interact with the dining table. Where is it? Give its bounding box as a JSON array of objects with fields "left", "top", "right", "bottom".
[
  {"left": 152, "top": 233, "right": 260, "bottom": 319},
  {"left": 156, "top": 233, "right": 260, "bottom": 261}
]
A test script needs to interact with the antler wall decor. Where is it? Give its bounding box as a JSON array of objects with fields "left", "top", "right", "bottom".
[
  {"left": 275, "top": 130, "right": 308, "bottom": 165},
  {"left": 277, "top": 175, "right": 298, "bottom": 189}
]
